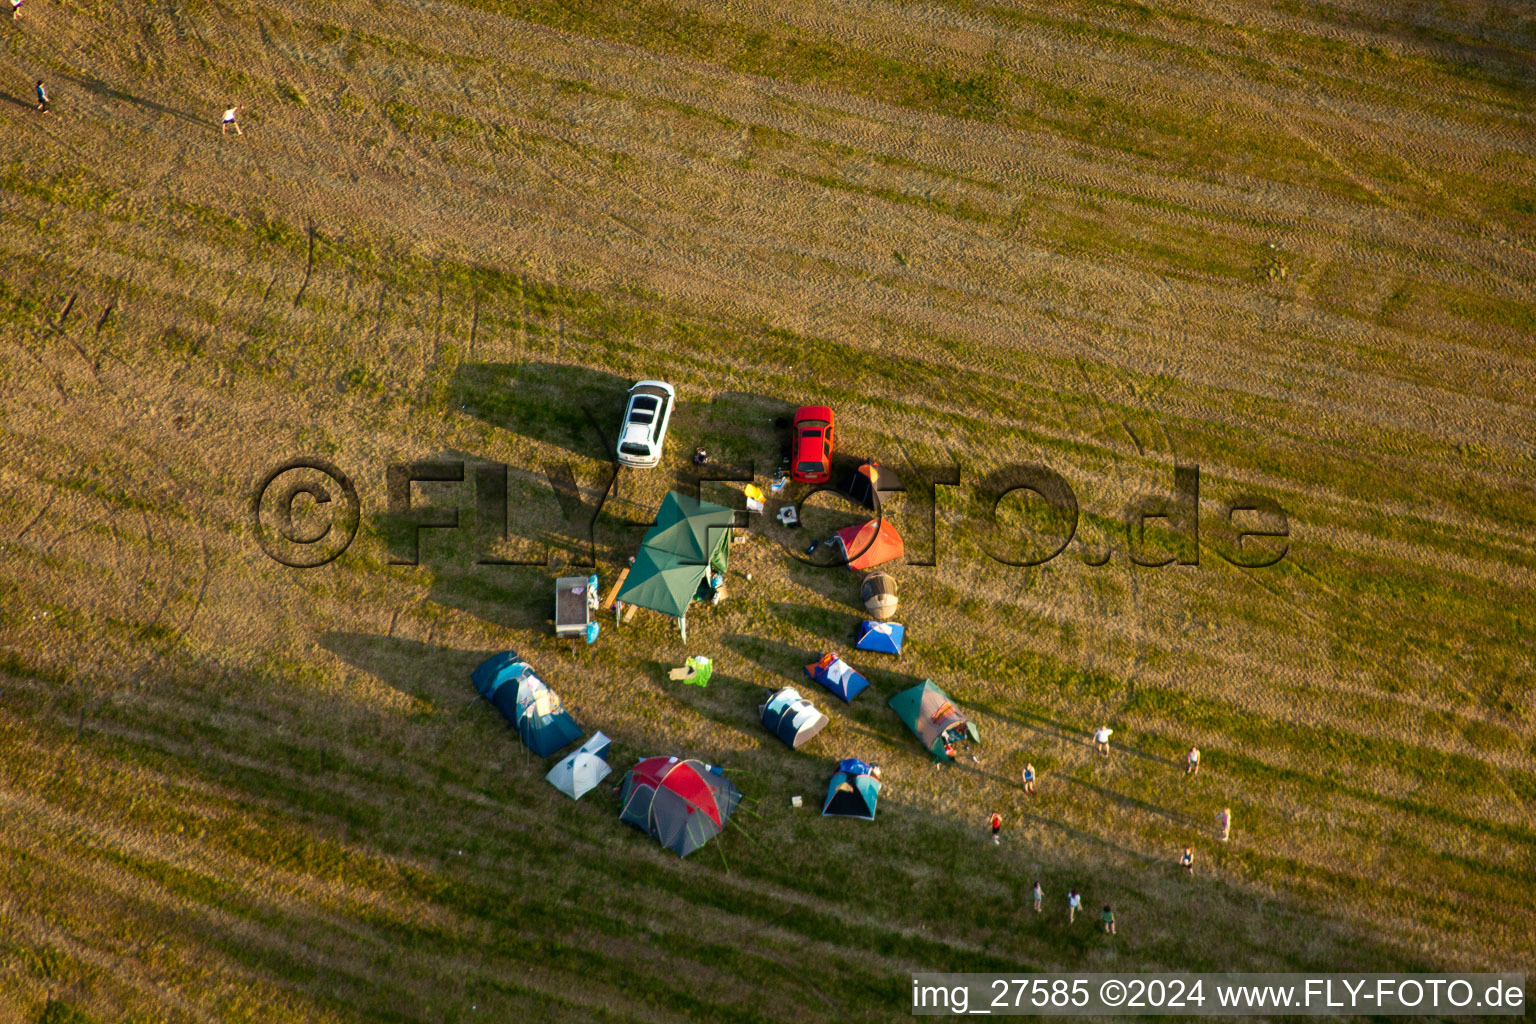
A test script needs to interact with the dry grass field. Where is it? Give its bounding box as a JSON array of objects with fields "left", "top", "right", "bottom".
[{"left": 1, "top": 0, "right": 1534, "bottom": 1020}]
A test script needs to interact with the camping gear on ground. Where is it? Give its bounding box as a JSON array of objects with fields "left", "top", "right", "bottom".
[
  {"left": 854, "top": 620, "right": 905, "bottom": 655},
  {"left": 823, "top": 757, "right": 881, "bottom": 820},
  {"left": 555, "top": 574, "right": 600, "bottom": 638},
  {"left": 862, "top": 572, "right": 898, "bottom": 620},
  {"left": 833, "top": 518, "right": 904, "bottom": 570},
  {"left": 775, "top": 504, "right": 800, "bottom": 527},
  {"left": 843, "top": 461, "right": 902, "bottom": 511},
  {"left": 616, "top": 492, "right": 735, "bottom": 639},
  {"left": 791, "top": 795, "right": 803, "bottom": 808},
  {"left": 744, "top": 483, "right": 766, "bottom": 514},
  {"left": 471, "top": 651, "right": 584, "bottom": 757},
  {"left": 805, "top": 651, "right": 870, "bottom": 703},
  {"left": 618, "top": 756, "right": 742, "bottom": 857},
  {"left": 585, "top": 621, "right": 600, "bottom": 644},
  {"left": 546, "top": 732, "right": 613, "bottom": 799},
  {"left": 668, "top": 656, "right": 713, "bottom": 687},
  {"left": 759, "top": 686, "right": 829, "bottom": 749},
  {"left": 888, "top": 680, "right": 979, "bottom": 761}
]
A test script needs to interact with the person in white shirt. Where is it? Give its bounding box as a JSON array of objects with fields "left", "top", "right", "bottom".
[
  {"left": 1067, "top": 889, "right": 1081, "bottom": 923},
  {"left": 1093, "top": 725, "right": 1113, "bottom": 758},
  {"left": 1217, "top": 806, "right": 1231, "bottom": 842},
  {"left": 1186, "top": 746, "right": 1201, "bottom": 776},
  {"left": 221, "top": 104, "right": 244, "bottom": 135}
]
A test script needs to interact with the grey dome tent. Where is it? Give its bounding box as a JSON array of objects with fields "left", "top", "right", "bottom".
[
  {"left": 759, "top": 686, "right": 829, "bottom": 750},
  {"left": 861, "top": 571, "right": 899, "bottom": 620},
  {"left": 618, "top": 756, "right": 742, "bottom": 857}
]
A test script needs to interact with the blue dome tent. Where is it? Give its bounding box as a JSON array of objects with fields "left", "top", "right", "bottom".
[
  {"left": 823, "top": 758, "right": 881, "bottom": 820},
  {"left": 804, "top": 651, "right": 870, "bottom": 703},
  {"left": 854, "top": 620, "right": 905, "bottom": 655},
  {"left": 471, "top": 651, "right": 583, "bottom": 757}
]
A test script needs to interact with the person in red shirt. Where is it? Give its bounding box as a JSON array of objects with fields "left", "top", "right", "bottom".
[{"left": 989, "top": 812, "right": 1002, "bottom": 845}]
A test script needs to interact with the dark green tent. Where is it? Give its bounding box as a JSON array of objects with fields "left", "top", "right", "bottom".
[
  {"left": 617, "top": 546, "right": 708, "bottom": 619},
  {"left": 615, "top": 492, "right": 736, "bottom": 639},
  {"left": 888, "top": 680, "right": 979, "bottom": 761},
  {"left": 643, "top": 492, "right": 733, "bottom": 574}
]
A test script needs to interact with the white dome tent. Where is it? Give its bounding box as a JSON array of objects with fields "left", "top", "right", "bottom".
[{"left": 545, "top": 732, "right": 614, "bottom": 800}]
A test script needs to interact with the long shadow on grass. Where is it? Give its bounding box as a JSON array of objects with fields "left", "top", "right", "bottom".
[
  {"left": 319, "top": 630, "right": 638, "bottom": 763},
  {"left": 967, "top": 696, "right": 1177, "bottom": 768},
  {"left": 64, "top": 73, "right": 208, "bottom": 124},
  {"left": 22, "top": 633, "right": 1445, "bottom": 1020}
]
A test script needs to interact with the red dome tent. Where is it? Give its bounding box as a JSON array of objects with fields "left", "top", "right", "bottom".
[
  {"left": 832, "top": 518, "right": 904, "bottom": 571},
  {"left": 618, "top": 756, "right": 742, "bottom": 857}
]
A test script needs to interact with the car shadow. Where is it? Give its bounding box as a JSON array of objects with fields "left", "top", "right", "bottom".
[{"left": 453, "top": 360, "right": 628, "bottom": 461}]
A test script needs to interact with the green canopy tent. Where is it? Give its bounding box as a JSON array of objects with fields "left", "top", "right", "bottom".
[
  {"left": 643, "top": 492, "right": 734, "bottom": 575},
  {"left": 888, "top": 680, "right": 979, "bottom": 761},
  {"left": 618, "top": 545, "right": 707, "bottom": 616},
  {"left": 615, "top": 493, "right": 735, "bottom": 639}
]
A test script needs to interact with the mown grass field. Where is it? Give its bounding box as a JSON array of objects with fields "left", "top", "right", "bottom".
[{"left": 1, "top": 0, "right": 1533, "bottom": 1021}]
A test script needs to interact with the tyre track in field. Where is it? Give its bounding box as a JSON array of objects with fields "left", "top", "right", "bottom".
[{"left": 374, "top": 0, "right": 1536, "bottom": 415}]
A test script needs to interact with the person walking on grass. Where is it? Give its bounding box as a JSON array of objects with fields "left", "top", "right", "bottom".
[
  {"left": 1186, "top": 746, "right": 1201, "bottom": 776},
  {"left": 1022, "top": 761, "right": 1037, "bottom": 795},
  {"left": 1093, "top": 725, "right": 1113, "bottom": 759},
  {"left": 1101, "top": 905, "right": 1116, "bottom": 935},
  {"left": 1032, "top": 880, "right": 1044, "bottom": 913},
  {"left": 1067, "top": 889, "right": 1081, "bottom": 923},
  {"left": 12, "top": 0, "right": 23, "bottom": 22},
  {"left": 221, "top": 104, "right": 244, "bottom": 135},
  {"left": 34, "top": 79, "right": 48, "bottom": 111},
  {"left": 989, "top": 812, "right": 1002, "bottom": 845},
  {"left": 1217, "top": 806, "right": 1231, "bottom": 843},
  {"left": 1181, "top": 846, "right": 1194, "bottom": 876}
]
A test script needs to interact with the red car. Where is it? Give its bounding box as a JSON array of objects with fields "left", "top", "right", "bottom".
[{"left": 791, "top": 406, "right": 835, "bottom": 483}]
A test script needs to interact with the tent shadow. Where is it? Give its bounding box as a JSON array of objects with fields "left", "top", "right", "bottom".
[
  {"left": 427, "top": 569, "right": 554, "bottom": 633},
  {"left": 722, "top": 632, "right": 819, "bottom": 678},
  {"left": 361, "top": 445, "right": 600, "bottom": 569},
  {"left": 764, "top": 601, "right": 860, "bottom": 645},
  {"left": 318, "top": 631, "right": 487, "bottom": 707}
]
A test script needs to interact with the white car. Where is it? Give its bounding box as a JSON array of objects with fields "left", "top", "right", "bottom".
[{"left": 616, "top": 380, "right": 675, "bottom": 468}]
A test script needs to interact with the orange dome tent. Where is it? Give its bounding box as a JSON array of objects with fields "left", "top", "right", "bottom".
[{"left": 833, "top": 518, "right": 903, "bottom": 571}]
